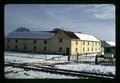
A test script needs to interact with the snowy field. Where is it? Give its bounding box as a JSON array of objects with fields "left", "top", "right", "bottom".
[
  {"left": 55, "top": 64, "right": 115, "bottom": 75},
  {"left": 5, "top": 66, "right": 80, "bottom": 79},
  {"left": 4, "top": 51, "right": 115, "bottom": 79}
]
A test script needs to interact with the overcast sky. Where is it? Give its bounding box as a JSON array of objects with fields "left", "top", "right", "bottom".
[{"left": 5, "top": 4, "right": 115, "bottom": 41}]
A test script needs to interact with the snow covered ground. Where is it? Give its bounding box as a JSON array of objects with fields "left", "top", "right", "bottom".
[
  {"left": 55, "top": 64, "right": 115, "bottom": 75},
  {"left": 5, "top": 66, "right": 80, "bottom": 79},
  {"left": 4, "top": 51, "right": 68, "bottom": 64},
  {"left": 4, "top": 51, "right": 115, "bottom": 79}
]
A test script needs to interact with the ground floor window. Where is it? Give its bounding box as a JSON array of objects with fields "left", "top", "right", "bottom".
[
  {"left": 88, "top": 48, "right": 89, "bottom": 51},
  {"left": 33, "top": 46, "right": 36, "bottom": 50},
  {"left": 92, "top": 48, "right": 93, "bottom": 51},
  {"left": 44, "top": 47, "right": 47, "bottom": 51},
  {"left": 95, "top": 47, "right": 97, "bottom": 51},
  {"left": 83, "top": 48, "right": 85, "bottom": 52},
  {"left": 76, "top": 48, "right": 78, "bottom": 52},
  {"left": 7, "top": 45, "right": 9, "bottom": 49},
  {"left": 59, "top": 47, "right": 62, "bottom": 52},
  {"left": 15, "top": 45, "right": 18, "bottom": 49},
  {"left": 24, "top": 46, "right": 27, "bottom": 50}
]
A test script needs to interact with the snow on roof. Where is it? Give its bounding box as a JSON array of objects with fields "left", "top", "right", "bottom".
[
  {"left": 74, "top": 33, "right": 100, "bottom": 41},
  {"left": 106, "top": 41, "right": 115, "bottom": 46},
  {"left": 5, "top": 31, "right": 55, "bottom": 39}
]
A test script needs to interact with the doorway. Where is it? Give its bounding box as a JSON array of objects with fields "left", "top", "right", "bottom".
[{"left": 66, "top": 48, "right": 70, "bottom": 55}]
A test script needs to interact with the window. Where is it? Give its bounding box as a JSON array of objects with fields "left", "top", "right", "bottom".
[
  {"left": 76, "top": 48, "right": 78, "bottom": 52},
  {"left": 76, "top": 41, "right": 78, "bottom": 45},
  {"left": 15, "top": 40, "right": 18, "bottom": 43},
  {"left": 59, "top": 38, "right": 63, "bottom": 43},
  {"left": 33, "top": 40, "right": 37, "bottom": 44},
  {"left": 83, "top": 41, "right": 85, "bottom": 45},
  {"left": 7, "top": 40, "right": 9, "bottom": 43},
  {"left": 95, "top": 48, "right": 97, "bottom": 51},
  {"left": 83, "top": 48, "right": 85, "bottom": 52},
  {"left": 88, "top": 48, "right": 89, "bottom": 51},
  {"left": 15, "top": 45, "right": 18, "bottom": 49},
  {"left": 59, "top": 47, "right": 62, "bottom": 52},
  {"left": 24, "top": 46, "right": 27, "bottom": 50},
  {"left": 44, "top": 40, "right": 47, "bottom": 44},
  {"left": 96, "top": 42, "right": 97, "bottom": 45},
  {"left": 33, "top": 46, "right": 36, "bottom": 50},
  {"left": 92, "top": 48, "right": 93, "bottom": 51},
  {"left": 99, "top": 47, "right": 100, "bottom": 50},
  {"left": 92, "top": 42, "right": 94, "bottom": 46},
  {"left": 7, "top": 45, "right": 9, "bottom": 49},
  {"left": 44, "top": 47, "right": 47, "bottom": 51}
]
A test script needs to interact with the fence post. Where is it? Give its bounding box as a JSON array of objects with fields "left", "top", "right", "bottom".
[
  {"left": 68, "top": 54, "right": 70, "bottom": 61},
  {"left": 77, "top": 53, "right": 79, "bottom": 60},
  {"left": 95, "top": 55, "right": 98, "bottom": 65}
]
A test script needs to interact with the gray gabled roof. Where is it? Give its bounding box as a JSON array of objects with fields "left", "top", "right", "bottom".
[{"left": 5, "top": 31, "right": 55, "bottom": 39}]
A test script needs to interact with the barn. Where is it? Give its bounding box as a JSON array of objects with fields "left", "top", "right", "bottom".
[{"left": 5, "top": 28, "right": 102, "bottom": 55}]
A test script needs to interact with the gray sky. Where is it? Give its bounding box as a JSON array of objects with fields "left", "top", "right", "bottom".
[{"left": 5, "top": 4, "right": 115, "bottom": 41}]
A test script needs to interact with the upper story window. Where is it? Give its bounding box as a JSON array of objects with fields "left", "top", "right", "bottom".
[
  {"left": 83, "top": 41, "right": 85, "bottom": 45},
  {"left": 92, "top": 42, "right": 94, "bottom": 46},
  {"left": 59, "top": 38, "right": 63, "bottom": 43},
  {"left": 83, "top": 48, "right": 85, "bottom": 52},
  {"left": 15, "top": 40, "right": 18, "bottom": 43},
  {"left": 96, "top": 42, "right": 97, "bottom": 45},
  {"left": 33, "top": 40, "right": 37, "bottom": 44},
  {"left": 88, "top": 42, "right": 89, "bottom": 45},
  {"left": 44, "top": 40, "right": 47, "bottom": 44},
  {"left": 76, "top": 48, "right": 78, "bottom": 52},
  {"left": 76, "top": 41, "right": 78, "bottom": 45},
  {"left": 7, "top": 40, "right": 9, "bottom": 43}
]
